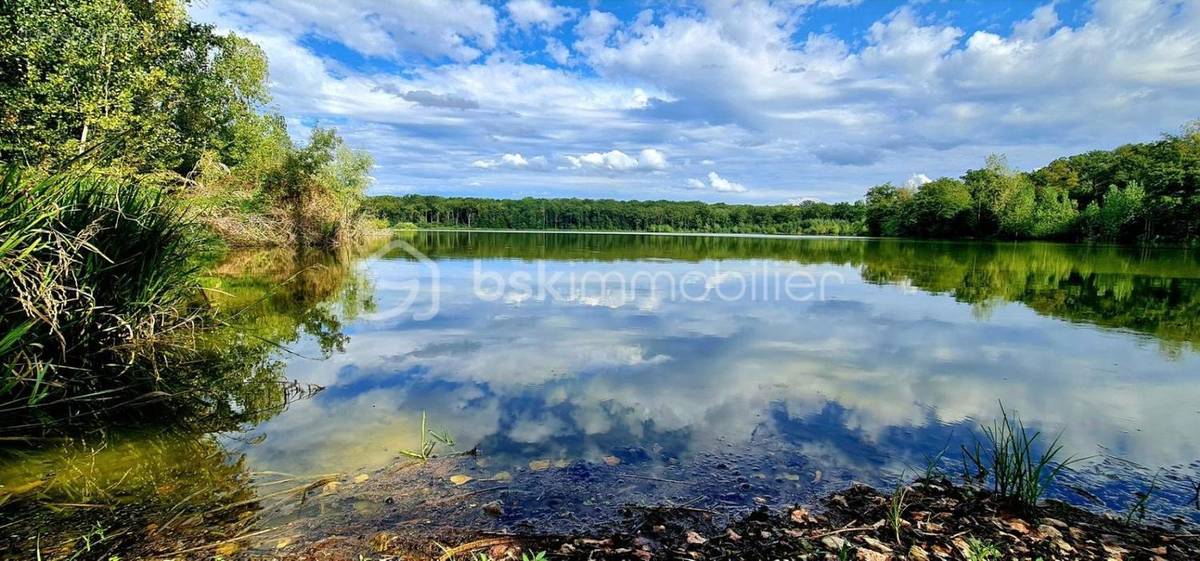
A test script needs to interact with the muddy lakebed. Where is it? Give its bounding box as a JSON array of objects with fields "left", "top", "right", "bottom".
[{"left": 3, "top": 231, "right": 1200, "bottom": 558}]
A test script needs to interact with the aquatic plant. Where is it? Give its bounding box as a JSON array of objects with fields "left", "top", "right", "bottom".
[
  {"left": 961, "top": 403, "right": 1078, "bottom": 509},
  {"left": 1125, "top": 471, "right": 1161, "bottom": 524},
  {"left": 398, "top": 411, "right": 455, "bottom": 461},
  {"left": 888, "top": 481, "right": 908, "bottom": 545}
]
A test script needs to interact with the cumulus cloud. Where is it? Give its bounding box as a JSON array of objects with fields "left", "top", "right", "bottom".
[
  {"left": 903, "top": 173, "right": 932, "bottom": 188},
  {"left": 687, "top": 172, "right": 748, "bottom": 193},
  {"left": 638, "top": 148, "right": 667, "bottom": 170},
  {"left": 473, "top": 153, "right": 546, "bottom": 169},
  {"left": 506, "top": 0, "right": 576, "bottom": 30},
  {"left": 544, "top": 37, "right": 571, "bottom": 65},
  {"left": 785, "top": 197, "right": 822, "bottom": 205},
  {"left": 566, "top": 149, "right": 667, "bottom": 172},
  {"left": 708, "top": 172, "right": 747, "bottom": 193}
]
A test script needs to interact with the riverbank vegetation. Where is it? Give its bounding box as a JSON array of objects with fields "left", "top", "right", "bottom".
[
  {"left": 0, "top": 170, "right": 296, "bottom": 435},
  {"left": 1, "top": 0, "right": 379, "bottom": 249},
  {"left": 369, "top": 123, "right": 1200, "bottom": 245},
  {"left": 0, "top": 0, "right": 381, "bottom": 433}
]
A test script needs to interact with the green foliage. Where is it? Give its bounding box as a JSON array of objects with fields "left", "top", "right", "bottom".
[
  {"left": 397, "top": 411, "right": 455, "bottom": 461},
  {"left": 0, "top": 169, "right": 286, "bottom": 433},
  {"left": 367, "top": 195, "right": 867, "bottom": 236},
  {"left": 1125, "top": 471, "right": 1161, "bottom": 524},
  {"left": 1082, "top": 182, "right": 1147, "bottom": 242},
  {"left": 376, "top": 125, "right": 1200, "bottom": 244},
  {"left": 908, "top": 178, "right": 973, "bottom": 237},
  {"left": 888, "top": 482, "right": 908, "bottom": 545},
  {"left": 858, "top": 127, "right": 1200, "bottom": 243},
  {"left": 964, "top": 538, "right": 1002, "bottom": 561},
  {"left": 0, "top": 0, "right": 270, "bottom": 173},
  {"left": 863, "top": 183, "right": 911, "bottom": 236},
  {"left": 1, "top": 0, "right": 376, "bottom": 250}
]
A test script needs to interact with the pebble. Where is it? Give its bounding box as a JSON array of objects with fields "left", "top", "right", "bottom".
[
  {"left": 1036, "top": 524, "right": 1064, "bottom": 540},
  {"left": 482, "top": 500, "right": 503, "bottom": 517},
  {"left": 856, "top": 549, "right": 889, "bottom": 561},
  {"left": 821, "top": 536, "right": 847, "bottom": 551}
]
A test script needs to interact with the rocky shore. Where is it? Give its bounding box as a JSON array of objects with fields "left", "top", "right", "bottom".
[{"left": 277, "top": 477, "right": 1199, "bottom": 561}]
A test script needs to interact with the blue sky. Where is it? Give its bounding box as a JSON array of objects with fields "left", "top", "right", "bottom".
[{"left": 190, "top": 0, "right": 1200, "bottom": 203}]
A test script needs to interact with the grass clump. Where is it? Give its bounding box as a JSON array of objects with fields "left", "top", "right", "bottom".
[
  {"left": 964, "top": 538, "right": 1002, "bottom": 561},
  {"left": 962, "top": 402, "right": 1078, "bottom": 509},
  {"left": 887, "top": 481, "right": 908, "bottom": 545},
  {"left": 0, "top": 168, "right": 283, "bottom": 434}
]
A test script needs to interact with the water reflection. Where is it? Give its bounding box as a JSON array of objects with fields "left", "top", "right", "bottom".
[
  {"left": 0, "top": 245, "right": 378, "bottom": 558},
  {"left": 5, "top": 231, "right": 1198, "bottom": 557},
  {"left": 236, "top": 232, "right": 1200, "bottom": 523}
]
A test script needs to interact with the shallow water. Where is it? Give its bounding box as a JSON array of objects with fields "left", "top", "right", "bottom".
[{"left": 4, "top": 231, "right": 1200, "bottom": 553}]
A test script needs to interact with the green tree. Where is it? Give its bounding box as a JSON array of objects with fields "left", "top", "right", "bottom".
[
  {"left": 907, "top": 178, "right": 972, "bottom": 238},
  {"left": 0, "top": 0, "right": 270, "bottom": 172}
]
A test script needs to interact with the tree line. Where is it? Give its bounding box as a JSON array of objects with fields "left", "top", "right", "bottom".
[
  {"left": 369, "top": 125, "right": 1200, "bottom": 244},
  {"left": 367, "top": 196, "right": 868, "bottom": 236}
]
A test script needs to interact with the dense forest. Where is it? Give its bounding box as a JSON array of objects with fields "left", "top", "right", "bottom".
[{"left": 369, "top": 125, "right": 1200, "bottom": 244}]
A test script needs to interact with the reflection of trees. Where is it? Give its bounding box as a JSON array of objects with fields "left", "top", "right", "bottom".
[
  {"left": 0, "top": 243, "right": 382, "bottom": 559},
  {"left": 0, "top": 430, "right": 258, "bottom": 560},
  {"left": 402, "top": 231, "right": 1200, "bottom": 348},
  {"left": 204, "top": 245, "right": 378, "bottom": 356}
]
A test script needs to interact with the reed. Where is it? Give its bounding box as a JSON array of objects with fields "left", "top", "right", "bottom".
[
  {"left": 1, "top": 168, "right": 279, "bottom": 433},
  {"left": 962, "top": 402, "right": 1078, "bottom": 509}
]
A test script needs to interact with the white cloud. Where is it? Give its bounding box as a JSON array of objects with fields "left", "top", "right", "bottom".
[
  {"left": 903, "top": 173, "right": 932, "bottom": 188},
  {"left": 566, "top": 149, "right": 667, "bottom": 172},
  {"left": 687, "top": 171, "right": 748, "bottom": 193},
  {"left": 473, "top": 153, "right": 546, "bottom": 169},
  {"left": 708, "top": 171, "right": 747, "bottom": 193},
  {"left": 506, "top": 0, "right": 576, "bottom": 30},
  {"left": 638, "top": 148, "right": 667, "bottom": 170},
  {"left": 785, "top": 197, "right": 822, "bottom": 205},
  {"left": 194, "top": 0, "right": 499, "bottom": 62},
  {"left": 545, "top": 37, "right": 571, "bottom": 65}
]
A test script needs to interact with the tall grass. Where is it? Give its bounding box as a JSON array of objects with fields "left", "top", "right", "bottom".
[
  {"left": 0, "top": 168, "right": 280, "bottom": 433},
  {"left": 962, "top": 403, "right": 1078, "bottom": 509}
]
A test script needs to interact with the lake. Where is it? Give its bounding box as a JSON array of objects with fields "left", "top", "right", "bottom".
[{"left": 3, "top": 231, "right": 1200, "bottom": 552}]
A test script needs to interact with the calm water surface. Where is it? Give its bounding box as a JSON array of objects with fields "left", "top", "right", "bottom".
[
  {"left": 4, "top": 231, "right": 1200, "bottom": 545},
  {"left": 243, "top": 232, "right": 1200, "bottom": 520}
]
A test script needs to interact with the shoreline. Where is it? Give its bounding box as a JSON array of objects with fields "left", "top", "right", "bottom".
[
  {"left": 400, "top": 227, "right": 1200, "bottom": 250},
  {"left": 247, "top": 475, "right": 1200, "bottom": 560}
]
